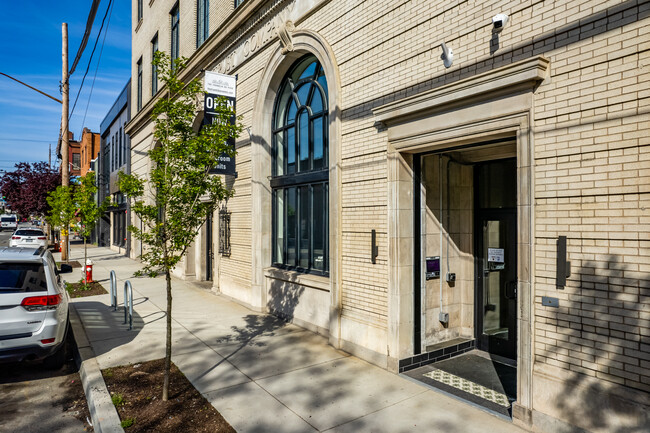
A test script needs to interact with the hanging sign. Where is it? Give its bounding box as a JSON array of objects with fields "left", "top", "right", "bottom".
[{"left": 204, "top": 71, "right": 237, "bottom": 176}]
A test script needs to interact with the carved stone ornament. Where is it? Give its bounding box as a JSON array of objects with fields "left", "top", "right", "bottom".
[{"left": 278, "top": 20, "right": 295, "bottom": 55}]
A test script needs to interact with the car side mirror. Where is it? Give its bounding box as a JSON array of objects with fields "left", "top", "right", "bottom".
[{"left": 59, "top": 264, "right": 73, "bottom": 274}]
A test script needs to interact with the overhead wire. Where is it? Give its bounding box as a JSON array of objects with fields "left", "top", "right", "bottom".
[
  {"left": 69, "top": 0, "right": 103, "bottom": 76},
  {"left": 68, "top": 0, "right": 113, "bottom": 124},
  {"left": 80, "top": 0, "right": 115, "bottom": 134}
]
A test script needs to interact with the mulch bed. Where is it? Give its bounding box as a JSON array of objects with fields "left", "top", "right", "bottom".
[
  {"left": 102, "top": 359, "right": 235, "bottom": 433},
  {"left": 60, "top": 370, "right": 94, "bottom": 431},
  {"left": 65, "top": 281, "right": 108, "bottom": 298},
  {"left": 59, "top": 260, "right": 83, "bottom": 268}
]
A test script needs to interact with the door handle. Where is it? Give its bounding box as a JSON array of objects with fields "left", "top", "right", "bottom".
[{"left": 505, "top": 280, "right": 517, "bottom": 299}]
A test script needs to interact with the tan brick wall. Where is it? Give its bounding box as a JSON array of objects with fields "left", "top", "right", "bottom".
[{"left": 129, "top": 0, "right": 650, "bottom": 401}]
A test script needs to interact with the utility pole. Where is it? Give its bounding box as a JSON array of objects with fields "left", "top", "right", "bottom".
[{"left": 61, "top": 23, "right": 69, "bottom": 262}]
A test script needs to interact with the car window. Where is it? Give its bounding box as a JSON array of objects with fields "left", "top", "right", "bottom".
[
  {"left": 0, "top": 263, "right": 48, "bottom": 293},
  {"left": 1, "top": 217, "right": 16, "bottom": 222},
  {"left": 15, "top": 230, "right": 45, "bottom": 236}
]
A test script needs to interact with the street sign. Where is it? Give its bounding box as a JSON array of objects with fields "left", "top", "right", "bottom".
[{"left": 204, "top": 71, "right": 237, "bottom": 177}]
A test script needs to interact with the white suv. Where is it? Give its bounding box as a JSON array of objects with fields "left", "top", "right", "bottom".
[
  {"left": 0, "top": 247, "right": 72, "bottom": 368},
  {"left": 1, "top": 215, "right": 18, "bottom": 231}
]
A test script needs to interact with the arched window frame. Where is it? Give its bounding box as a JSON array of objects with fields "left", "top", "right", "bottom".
[{"left": 271, "top": 55, "right": 329, "bottom": 275}]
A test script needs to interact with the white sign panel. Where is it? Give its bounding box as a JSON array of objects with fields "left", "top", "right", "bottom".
[
  {"left": 487, "top": 248, "right": 504, "bottom": 263},
  {"left": 204, "top": 71, "right": 236, "bottom": 97}
]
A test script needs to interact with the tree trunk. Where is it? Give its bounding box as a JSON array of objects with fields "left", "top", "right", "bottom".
[{"left": 162, "top": 268, "right": 173, "bottom": 401}]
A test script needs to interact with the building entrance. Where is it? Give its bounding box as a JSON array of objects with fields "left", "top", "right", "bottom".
[{"left": 401, "top": 147, "right": 518, "bottom": 416}]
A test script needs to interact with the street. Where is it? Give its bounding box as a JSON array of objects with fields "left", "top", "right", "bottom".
[{"left": 0, "top": 228, "right": 92, "bottom": 432}]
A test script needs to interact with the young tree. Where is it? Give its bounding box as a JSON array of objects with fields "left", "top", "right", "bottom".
[
  {"left": 46, "top": 184, "right": 77, "bottom": 260},
  {"left": 119, "top": 51, "right": 241, "bottom": 401},
  {"left": 75, "top": 173, "right": 110, "bottom": 283}
]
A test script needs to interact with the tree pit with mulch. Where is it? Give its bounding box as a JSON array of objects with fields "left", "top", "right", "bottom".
[
  {"left": 58, "top": 260, "right": 83, "bottom": 268},
  {"left": 65, "top": 281, "right": 108, "bottom": 298},
  {"left": 102, "top": 359, "right": 235, "bottom": 432}
]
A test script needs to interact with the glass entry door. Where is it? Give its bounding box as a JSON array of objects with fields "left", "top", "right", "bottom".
[
  {"left": 476, "top": 211, "right": 517, "bottom": 359},
  {"left": 475, "top": 159, "right": 517, "bottom": 361}
]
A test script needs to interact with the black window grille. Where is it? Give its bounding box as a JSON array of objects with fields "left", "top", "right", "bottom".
[
  {"left": 137, "top": 58, "right": 143, "bottom": 110},
  {"left": 271, "top": 55, "right": 329, "bottom": 275},
  {"left": 219, "top": 207, "right": 231, "bottom": 256}
]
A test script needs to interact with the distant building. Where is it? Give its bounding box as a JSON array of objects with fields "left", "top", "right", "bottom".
[
  {"left": 56, "top": 129, "right": 99, "bottom": 177},
  {"left": 98, "top": 80, "right": 131, "bottom": 254},
  {"left": 80, "top": 128, "right": 101, "bottom": 177}
]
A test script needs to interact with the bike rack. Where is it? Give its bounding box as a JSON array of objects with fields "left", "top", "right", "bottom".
[
  {"left": 109, "top": 270, "right": 117, "bottom": 311},
  {"left": 123, "top": 280, "right": 133, "bottom": 331}
]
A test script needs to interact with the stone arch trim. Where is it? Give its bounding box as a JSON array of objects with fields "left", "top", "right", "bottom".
[{"left": 250, "top": 30, "right": 343, "bottom": 346}]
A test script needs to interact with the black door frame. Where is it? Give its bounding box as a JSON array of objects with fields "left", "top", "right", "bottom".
[{"left": 474, "top": 208, "right": 517, "bottom": 360}]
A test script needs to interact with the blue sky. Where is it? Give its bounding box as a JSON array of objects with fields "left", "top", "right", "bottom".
[{"left": 0, "top": 0, "right": 131, "bottom": 172}]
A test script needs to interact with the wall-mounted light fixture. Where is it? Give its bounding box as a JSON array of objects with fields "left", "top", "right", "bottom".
[{"left": 440, "top": 42, "right": 453, "bottom": 68}]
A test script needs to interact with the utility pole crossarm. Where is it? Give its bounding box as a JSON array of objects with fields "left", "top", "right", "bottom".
[{"left": 0, "top": 72, "right": 62, "bottom": 104}]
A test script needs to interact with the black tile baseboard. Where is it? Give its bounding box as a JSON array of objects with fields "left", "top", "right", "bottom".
[{"left": 398, "top": 339, "right": 476, "bottom": 373}]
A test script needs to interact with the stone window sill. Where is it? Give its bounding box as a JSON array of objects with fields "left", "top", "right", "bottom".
[{"left": 263, "top": 267, "right": 330, "bottom": 292}]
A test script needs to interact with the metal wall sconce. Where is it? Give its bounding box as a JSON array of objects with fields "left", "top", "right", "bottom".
[
  {"left": 371, "top": 229, "right": 379, "bottom": 264},
  {"left": 440, "top": 42, "right": 453, "bottom": 68},
  {"left": 556, "top": 235, "right": 571, "bottom": 289}
]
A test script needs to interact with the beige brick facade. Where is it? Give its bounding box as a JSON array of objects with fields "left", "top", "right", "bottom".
[{"left": 126, "top": 1, "right": 649, "bottom": 432}]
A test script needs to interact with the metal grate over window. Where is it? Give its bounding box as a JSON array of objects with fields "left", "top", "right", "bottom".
[{"left": 219, "top": 207, "right": 231, "bottom": 257}]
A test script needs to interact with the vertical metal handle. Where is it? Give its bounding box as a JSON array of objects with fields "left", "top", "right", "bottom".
[{"left": 123, "top": 280, "right": 133, "bottom": 330}]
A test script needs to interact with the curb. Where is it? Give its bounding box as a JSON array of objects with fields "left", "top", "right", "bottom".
[{"left": 69, "top": 303, "right": 125, "bottom": 433}]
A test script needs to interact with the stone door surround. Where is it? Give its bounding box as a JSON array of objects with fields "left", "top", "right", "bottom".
[{"left": 373, "top": 55, "right": 550, "bottom": 424}]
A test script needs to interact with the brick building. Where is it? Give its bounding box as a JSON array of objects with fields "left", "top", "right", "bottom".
[
  {"left": 56, "top": 129, "right": 100, "bottom": 177},
  {"left": 125, "top": 1, "right": 649, "bottom": 432}
]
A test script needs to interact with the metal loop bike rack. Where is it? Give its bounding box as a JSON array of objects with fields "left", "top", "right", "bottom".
[
  {"left": 109, "top": 270, "right": 117, "bottom": 311},
  {"left": 123, "top": 280, "right": 133, "bottom": 330}
]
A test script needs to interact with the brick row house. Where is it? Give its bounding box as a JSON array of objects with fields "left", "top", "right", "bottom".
[{"left": 124, "top": 1, "right": 650, "bottom": 432}]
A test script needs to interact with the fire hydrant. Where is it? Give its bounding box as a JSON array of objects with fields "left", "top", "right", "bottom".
[{"left": 83, "top": 259, "right": 93, "bottom": 283}]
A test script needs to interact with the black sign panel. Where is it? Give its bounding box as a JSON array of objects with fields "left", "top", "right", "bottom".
[{"left": 204, "top": 93, "right": 236, "bottom": 176}]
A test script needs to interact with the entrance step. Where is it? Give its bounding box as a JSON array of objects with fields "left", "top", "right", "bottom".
[
  {"left": 402, "top": 351, "right": 516, "bottom": 418},
  {"left": 426, "top": 337, "right": 473, "bottom": 352}
]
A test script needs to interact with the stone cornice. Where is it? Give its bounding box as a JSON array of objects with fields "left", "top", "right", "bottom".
[{"left": 373, "top": 56, "right": 550, "bottom": 126}]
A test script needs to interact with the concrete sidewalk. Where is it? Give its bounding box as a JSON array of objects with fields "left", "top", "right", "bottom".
[{"left": 63, "top": 244, "right": 529, "bottom": 433}]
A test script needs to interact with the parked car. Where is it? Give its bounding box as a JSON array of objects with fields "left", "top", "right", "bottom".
[
  {"left": 1, "top": 214, "right": 18, "bottom": 231},
  {"left": 9, "top": 228, "right": 48, "bottom": 248},
  {"left": 0, "top": 247, "right": 72, "bottom": 368}
]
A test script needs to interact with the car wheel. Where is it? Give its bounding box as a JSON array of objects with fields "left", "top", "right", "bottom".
[{"left": 43, "top": 342, "right": 66, "bottom": 369}]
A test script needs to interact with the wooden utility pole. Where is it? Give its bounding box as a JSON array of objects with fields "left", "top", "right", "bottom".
[{"left": 61, "top": 23, "right": 69, "bottom": 261}]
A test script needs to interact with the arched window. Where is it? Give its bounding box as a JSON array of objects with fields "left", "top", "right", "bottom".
[{"left": 272, "top": 55, "right": 328, "bottom": 274}]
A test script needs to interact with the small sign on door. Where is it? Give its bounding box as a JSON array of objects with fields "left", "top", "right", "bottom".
[{"left": 487, "top": 248, "right": 505, "bottom": 270}]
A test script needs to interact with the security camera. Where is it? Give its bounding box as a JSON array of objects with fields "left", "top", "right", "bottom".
[
  {"left": 492, "top": 13, "right": 509, "bottom": 31},
  {"left": 440, "top": 42, "right": 453, "bottom": 68}
]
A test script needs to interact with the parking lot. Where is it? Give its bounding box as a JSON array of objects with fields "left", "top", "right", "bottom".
[{"left": 0, "top": 228, "right": 92, "bottom": 432}]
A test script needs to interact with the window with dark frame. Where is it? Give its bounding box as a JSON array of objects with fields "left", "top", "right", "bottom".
[
  {"left": 271, "top": 55, "right": 329, "bottom": 275},
  {"left": 137, "top": 0, "right": 143, "bottom": 22},
  {"left": 72, "top": 153, "right": 81, "bottom": 170},
  {"left": 196, "top": 0, "right": 209, "bottom": 48},
  {"left": 137, "top": 58, "right": 143, "bottom": 111},
  {"left": 234, "top": 0, "right": 244, "bottom": 8},
  {"left": 171, "top": 5, "right": 180, "bottom": 64},
  {"left": 151, "top": 34, "right": 158, "bottom": 95}
]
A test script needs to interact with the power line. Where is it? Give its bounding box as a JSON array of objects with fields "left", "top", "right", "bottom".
[
  {"left": 0, "top": 138, "right": 51, "bottom": 143},
  {"left": 81, "top": 0, "right": 115, "bottom": 134},
  {"left": 68, "top": 0, "right": 113, "bottom": 123},
  {"left": 69, "top": 0, "right": 103, "bottom": 76}
]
